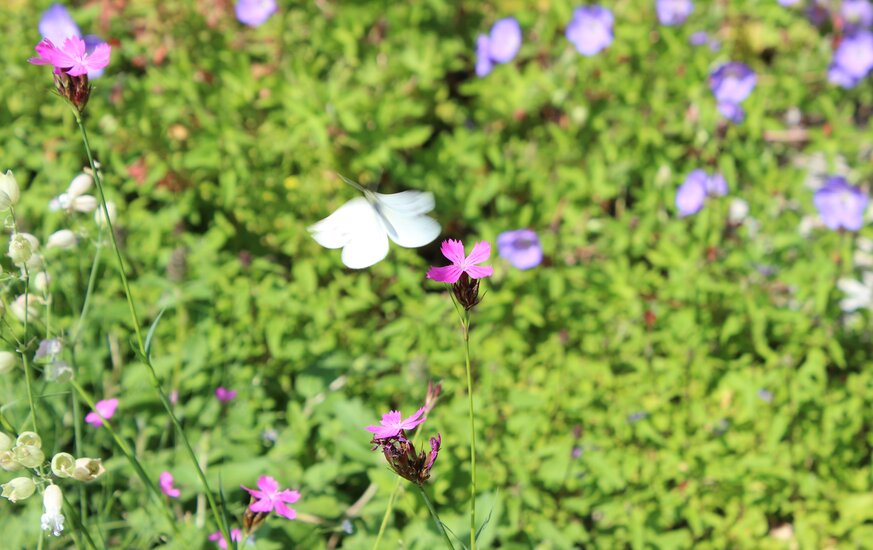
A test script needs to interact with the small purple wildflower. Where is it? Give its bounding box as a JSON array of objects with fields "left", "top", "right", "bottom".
[
  {"left": 241, "top": 476, "right": 300, "bottom": 520},
  {"left": 571, "top": 445, "right": 583, "bottom": 459},
  {"left": 757, "top": 389, "right": 774, "bottom": 403},
  {"left": 676, "top": 169, "right": 728, "bottom": 217},
  {"left": 496, "top": 229, "right": 543, "bottom": 270},
  {"left": 656, "top": 0, "right": 694, "bottom": 26},
  {"left": 159, "top": 472, "right": 180, "bottom": 498},
  {"left": 235, "top": 0, "right": 278, "bottom": 27},
  {"left": 566, "top": 6, "right": 614, "bottom": 56},
  {"left": 841, "top": 0, "right": 873, "bottom": 31},
  {"left": 476, "top": 17, "right": 522, "bottom": 77},
  {"left": 813, "top": 176, "right": 868, "bottom": 231},
  {"left": 215, "top": 387, "right": 237, "bottom": 403},
  {"left": 828, "top": 31, "right": 873, "bottom": 88},
  {"left": 778, "top": 0, "right": 800, "bottom": 5},
  {"left": 689, "top": 31, "right": 709, "bottom": 46},
  {"left": 85, "top": 398, "right": 118, "bottom": 427},
  {"left": 710, "top": 62, "right": 756, "bottom": 124}
]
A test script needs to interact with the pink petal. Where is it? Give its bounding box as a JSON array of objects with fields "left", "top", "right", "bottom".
[
  {"left": 274, "top": 501, "right": 297, "bottom": 520},
  {"left": 440, "top": 239, "right": 466, "bottom": 265},
  {"left": 426, "top": 265, "right": 462, "bottom": 283},
  {"left": 84, "top": 412, "right": 102, "bottom": 426},
  {"left": 159, "top": 472, "right": 173, "bottom": 485},
  {"left": 96, "top": 398, "right": 118, "bottom": 418},
  {"left": 400, "top": 407, "right": 426, "bottom": 430},
  {"left": 465, "top": 241, "right": 492, "bottom": 265},
  {"left": 465, "top": 265, "right": 494, "bottom": 279},
  {"left": 366, "top": 425, "right": 400, "bottom": 439},
  {"left": 276, "top": 489, "right": 301, "bottom": 504},
  {"left": 380, "top": 410, "right": 401, "bottom": 427},
  {"left": 249, "top": 497, "right": 274, "bottom": 513},
  {"left": 240, "top": 484, "right": 264, "bottom": 500},
  {"left": 65, "top": 63, "right": 89, "bottom": 77},
  {"left": 86, "top": 43, "right": 111, "bottom": 70},
  {"left": 62, "top": 36, "right": 86, "bottom": 58},
  {"left": 256, "top": 475, "right": 279, "bottom": 495}
]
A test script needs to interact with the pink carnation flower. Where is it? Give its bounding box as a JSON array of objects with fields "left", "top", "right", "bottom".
[
  {"left": 241, "top": 476, "right": 300, "bottom": 520},
  {"left": 366, "top": 407, "right": 427, "bottom": 440},
  {"left": 215, "top": 387, "right": 237, "bottom": 403},
  {"left": 159, "top": 471, "right": 180, "bottom": 498},
  {"left": 85, "top": 398, "right": 118, "bottom": 427},
  {"left": 426, "top": 239, "right": 494, "bottom": 283},
  {"left": 29, "top": 37, "right": 110, "bottom": 77},
  {"left": 208, "top": 528, "right": 243, "bottom": 549}
]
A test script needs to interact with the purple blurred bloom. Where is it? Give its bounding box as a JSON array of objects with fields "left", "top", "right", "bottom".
[
  {"left": 476, "top": 17, "right": 522, "bottom": 77},
  {"left": 235, "top": 0, "right": 277, "bottom": 27},
  {"left": 717, "top": 101, "right": 746, "bottom": 123},
  {"left": 497, "top": 229, "right": 543, "bottom": 270},
  {"left": 656, "top": 0, "right": 694, "bottom": 26},
  {"left": 35, "top": 338, "right": 62, "bottom": 361},
  {"left": 566, "top": 6, "right": 614, "bottom": 56},
  {"left": 710, "top": 62, "right": 756, "bottom": 123},
  {"left": 38, "top": 4, "right": 107, "bottom": 79},
  {"left": 757, "top": 389, "right": 773, "bottom": 403},
  {"left": 778, "top": 0, "right": 800, "bottom": 4},
  {"left": 842, "top": 0, "right": 873, "bottom": 31},
  {"left": 215, "top": 387, "right": 237, "bottom": 403},
  {"left": 159, "top": 471, "right": 181, "bottom": 498},
  {"left": 571, "top": 445, "right": 583, "bottom": 459},
  {"left": 209, "top": 528, "right": 243, "bottom": 549},
  {"left": 828, "top": 31, "right": 873, "bottom": 88},
  {"left": 628, "top": 411, "right": 647, "bottom": 423},
  {"left": 676, "top": 169, "right": 728, "bottom": 217},
  {"left": 807, "top": 0, "right": 833, "bottom": 26},
  {"left": 689, "top": 31, "right": 709, "bottom": 45},
  {"left": 813, "top": 176, "right": 868, "bottom": 231}
]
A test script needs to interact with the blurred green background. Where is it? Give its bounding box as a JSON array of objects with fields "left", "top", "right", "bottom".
[{"left": 2, "top": 0, "right": 873, "bottom": 548}]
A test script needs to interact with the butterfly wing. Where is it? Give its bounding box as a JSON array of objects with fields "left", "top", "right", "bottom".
[
  {"left": 308, "top": 197, "right": 389, "bottom": 269},
  {"left": 374, "top": 191, "right": 441, "bottom": 248}
]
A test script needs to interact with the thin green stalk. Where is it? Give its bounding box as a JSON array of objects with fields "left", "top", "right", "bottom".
[
  {"left": 415, "top": 485, "right": 455, "bottom": 550},
  {"left": 74, "top": 115, "right": 231, "bottom": 544},
  {"left": 63, "top": 491, "right": 100, "bottom": 550},
  {"left": 371, "top": 478, "right": 402, "bottom": 550},
  {"left": 72, "top": 229, "right": 103, "bottom": 345},
  {"left": 21, "top": 269, "right": 39, "bottom": 432},
  {"left": 462, "top": 311, "right": 476, "bottom": 550}
]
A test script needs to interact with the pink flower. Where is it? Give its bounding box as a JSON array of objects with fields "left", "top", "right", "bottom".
[
  {"left": 426, "top": 239, "right": 494, "bottom": 283},
  {"left": 208, "top": 528, "right": 243, "bottom": 549},
  {"left": 240, "top": 476, "right": 300, "bottom": 520},
  {"left": 159, "top": 471, "right": 180, "bottom": 498},
  {"left": 85, "top": 398, "right": 118, "bottom": 427},
  {"left": 215, "top": 387, "right": 237, "bottom": 403},
  {"left": 29, "top": 37, "right": 110, "bottom": 77},
  {"left": 366, "top": 407, "right": 427, "bottom": 440}
]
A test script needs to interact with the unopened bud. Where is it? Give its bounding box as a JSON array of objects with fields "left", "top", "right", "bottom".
[
  {"left": 16, "top": 431, "right": 42, "bottom": 449},
  {"left": 72, "top": 457, "right": 105, "bottom": 482},
  {"left": 0, "top": 351, "right": 16, "bottom": 374},
  {"left": 8, "top": 234, "right": 33, "bottom": 266},
  {"left": 452, "top": 272, "right": 482, "bottom": 311},
  {"left": 41, "top": 484, "right": 65, "bottom": 536},
  {"left": 0, "top": 432, "right": 12, "bottom": 452},
  {"left": 72, "top": 195, "right": 98, "bottom": 213},
  {"left": 0, "top": 451, "right": 23, "bottom": 471},
  {"left": 95, "top": 202, "right": 117, "bottom": 227},
  {"left": 47, "top": 230, "right": 77, "bottom": 250},
  {"left": 1, "top": 477, "right": 35, "bottom": 502},
  {"left": 68, "top": 174, "right": 92, "bottom": 197},
  {"left": 33, "top": 271, "right": 51, "bottom": 294},
  {"left": 0, "top": 171, "right": 21, "bottom": 210},
  {"left": 13, "top": 445, "right": 45, "bottom": 468},
  {"left": 11, "top": 295, "right": 40, "bottom": 322},
  {"left": 51, "top": 452, "right": 75, "bottom": 478},
  {"left": 53, "top": 70, "right": 92, "bottom": 114}
]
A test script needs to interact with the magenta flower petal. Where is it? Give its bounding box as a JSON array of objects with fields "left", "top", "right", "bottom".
[
  {"left": 257, "top": 475, "right": 279, "bottom": 494},
  {"left": 159, "top": 472, "right": 181, "bottom": 498},
  {"left": 440, "top": 239, "right": 467, "bottom": 265},
  {"left": 367, "top": 407, "right": 428, "bottom": 440},
  {"left": 274, "top": 501, "right": 298, "bottom": 519},
  {"left": 426, "top": 265, "right": 462, "bottom": 283},
  {"left": 465, "top": 241, "right": 491, "bottom": 265},
  {"left": 86, "top": 398, "right": 118, "bottom": 427},
  {"left": 465, "top": 265, "right": 494, "bottom": 279},
  {"left": 249, "top": 497, "right": 274, "bottom": 513},
  {"left": 277, "top": 489, "right": 301, "bottom": 504}
]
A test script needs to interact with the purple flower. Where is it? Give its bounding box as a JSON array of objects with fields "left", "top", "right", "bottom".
[
  {"left": 366, "top": 407, "right": 426, "bottom": 440},
  {"left": 710, "top": 62, "right": 756, "bottom": 123},
  {"left": 675, "top": 169, "right": 728, "bottom": 217},
  {"left": 757, "top": 389, "right": 773, "bottom": 403},
  {"left": 29, "top": 38, "right": 111, "bottom": 78},
  {"left": 778, "top": 0, "right": 800, "bottom": 5},
  {"left": 38, "top": 4, "right": 107, "bottom": 79},
  {"left": 235, "top": 0, "right": 277, "bottom": 27},
  {"left": 689, "top": 31, "right": 709, "bottom": 46},
  {"left": 426, "top": 240, "right": 493, "bottom": 283},
  {"left": 241, "top": 476, "right": 300, "bottom": 519},
  {"left": 496, "top": 229, "right": 543, "bottom": 270},
  {"left": 807, "top": 0, "right": 833, "bottom": 26},
  {"left": 842, "top": 0, "right": 873, "bottom": 31},
  {"left": 215, "top": 387, "right": 237, "bottom": 403},
  {"left": 813, "top": 176, "right": 868, "bottom": 231},
  {"left": 566, "top": 6, "right": 614, "bottom": 56},
  {"left": 476, "top": 17, "right": 522, "bottom": 77},
  {"left": 828, "top": 31, "right": 873, "bottom": 88},
  {"left": 656, "top": 0, "right": 694, "bottom": 26}
]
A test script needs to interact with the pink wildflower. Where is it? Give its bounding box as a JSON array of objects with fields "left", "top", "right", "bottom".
[
  {"left": 159, "top": 472, "right": 180, "bottom": 498},
  {"left": 29, "top": 37, "right": 110, "bottom": 77},
  {"left": 366, "top": 407, "right": 427, "bottom": 440},
  {"left": 84, "top": 398, "right": 118, "bottom": 427},
  {"left": 215, "top": 387, "right": 237, "bottom": 403},
  {"left": 208, "top": 528, "right": 243, "bottom": 549},
  {"left": 426, "top": 239, "right": 493, "bottom": 283},
  {"left": 240, "top": 476, "right": 300, "bottom": 520}
]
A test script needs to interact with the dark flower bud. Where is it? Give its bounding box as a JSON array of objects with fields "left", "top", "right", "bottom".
[
  {"left": 372, "top": 432, "right": 442, "bottom": 486},
  {"left": 54, "top": 72, "right": 92, "bottom": 114},
  {"left": 452, "top": 273, "right": 481, "bottom": 311}
]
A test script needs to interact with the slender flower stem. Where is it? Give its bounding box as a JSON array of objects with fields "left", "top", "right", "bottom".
[
  {"left": 415, "top": 485, "right": 456, "bottom": 550},
  {"left": 372, "top": 478, "right": 401, "bottom": 550},
  {"left": 21, "top": 269, "right": 39, "bottom": 432},
  {"left": 462, "top": 310, "right": 477, "bottom": 550},
  {"left": 73, "top": 116, "right": 230, "bottom": 543}
]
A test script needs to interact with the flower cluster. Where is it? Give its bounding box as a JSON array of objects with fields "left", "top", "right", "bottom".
[{"left": 367, "top": 406, "right": 442, "bottom": 486}]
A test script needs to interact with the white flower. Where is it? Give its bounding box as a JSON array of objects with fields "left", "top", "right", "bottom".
[
  {"left": 2, "top": 477, "right": 35, "bottom": 503},
  {"left": 837, "top": 271, "right": 873, "bottom": 312},
  {"left": 68, "top": 173, "right": 93, "bottom": 197},
  {"left": 95, "top": 202, "right": 117, "bottom": 227},
  {"left": 40, "top": 484, "right": 64, "bottom": 537},
  {"left": 728, "top": 198, "right": 749, "bottom": 224},
  {"left": 0, "top": 352, "right": 16, "bottom": 375},
  {"left": 11, "top": 295, "right": 41, "bottom": 322},
  {"left": 0, "top": 171, "right": 21, "bottom": 210},
  {"left": 7, "top": 234, "right": 33, "bottom": 267},
  {"left": 46, "top": 230, "right": 77, "bottom": 250},
  {"left": 49, "top": 173, "right": 98, "bottom": 214},
  {"left": 33, "top": 272, "right": 51, "bottom": 294},
  {"left": 855, "top": 238, "right": 873, "bottom": 268}
]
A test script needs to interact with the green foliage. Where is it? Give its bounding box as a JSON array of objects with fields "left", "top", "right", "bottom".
[{"left": 0, "top": 0, "right": 872, "bottom": 548}]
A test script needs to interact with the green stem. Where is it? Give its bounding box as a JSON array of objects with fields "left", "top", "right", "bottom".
[
  {"left": 21, "top": 269, "right": 39, "bottom": 432},
  {"left": 415, "top": 485, "right": 456, "bottom": 550},
  {"left": 72, "top": 229, "right": 103, "bottom": 345},
  {"left": 63, "top": 491, "right": 100, "bottom": 550},
  {"left": 74, "top": 115, "right": 231, "bottom": 544},
  {"left": 462, "top": 311, "right": 476, "bottom": 550},
  {"left": 372, "top": 478, "right": 401, "bottom": 550}
]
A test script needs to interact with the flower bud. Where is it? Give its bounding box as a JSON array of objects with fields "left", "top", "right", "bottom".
[
  {"left": 1, "top": 477, "right": 35, "bottom": 502},
  {"left": 46, "top": 360, "right": 73, "bottom": 383},
  {"left": 13, "top": 445, "right": 45, "bottom": 468},
  {"left": 11, "top": 295, "right": 40, "bottom": 322},
  {"left": 16, "top": 431, "right": 42, "bottom": 448},
  {"left": 7, "top": 234, "right": 33, "bottom": 266},
  {"left": 46, "top": 230, "right": 77, "bottom": 250},
  {"left": 72, "top": 195, "right": 98, "bottom": 213},
  {"left": 0, "top": 451, "right": 23, "bottom": 471},
  {"left": 72, "top": 457, "right": 105, "bottom": 482},
  {"left": 95, "top": 202, "right": 117, "bottom": 227},
  {"left": 41, "top": 484, "right": 65, "bottom": 536},
  {"left": 33, "top": 271, "right": 51, "bottom": 294},
  {"left": 68, "top": 174, "right": 92, "bottom": 197},
  {"left": 0, "top": 432, "right": 12, "bottom": 452},
  {"left": 0, "top": 171, "right": 21, "bottom": 210},
  {"left": 0, "top": 351, "right": 17, "bottom": 374},
  {"left": 51, "top": 452, "right": 75, "bottom": 478}
]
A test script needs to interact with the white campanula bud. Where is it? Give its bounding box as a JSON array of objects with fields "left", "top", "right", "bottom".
[
  {"left": 0, "top": 351, "right": 16, "bottom": 374},
  {"left": 68, "top": 173, "right": 92, "bottom": 197},
  {"left": 72, "top": 195, "right": 98, "bottom": 213},
  {"left": 16, "top": 431, "right": 41, "bottom": 448},
  {"left": 13, "top": 444, "right": 45, "bottom": 468},
  {"left": 0, "top": 432, "right": 12, "bottom": 451},
  {"left": 51, "top": 452, "right": 75, "bottom": 478},
  {"left": 33, "top": 272, "right": 51, "bottom": 294},
  {"left": 1, "top": 477, "right": 35, "bottom": 502},
  {"left": 46, "top": 230, "right": 77, "bottom": 250},
  {"left": 95, "top": 202, "right": 117, "bottom": 227},
  {"left": 8, "top": 234, "right": 33, "bottom": 266},
  {"left": 72, "top": 457, "right": 105, "bottom": 482},
  {"left": 0, "top": 171, "right": 21, "bottom": 210},
  {"left": 0, "top": 451, "right": 23, "bottom": 471},
  {"left": 41, "top": 484, "right": 64, "bottom": 536}
]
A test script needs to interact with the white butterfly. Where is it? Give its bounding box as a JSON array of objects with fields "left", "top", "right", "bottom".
[{"left": 308, "top": 182, "right": 441, "bottom": 269}]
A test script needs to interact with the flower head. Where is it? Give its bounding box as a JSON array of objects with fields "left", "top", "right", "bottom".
[
  {"left": 235, "top": 0, "right": 278, "bottom": 27},
  {"left": 2, "top": 477, "right": 36, "bottom": 503},
  {"left": 85, "top": 398, "right": 118, "bottom": 427},
  {"left": 367, "top": 407, "right": 426, "bottom": 440},
  {"left": 160, "top": 471, "right": 181, "bottom": 498},
  {"left": 497, "top": 229, "right": 543, "bottom": 270},
  {"left": 371, "top": 432, "right": 442, "bottom": 486},
  {"left": 427, "top": 240, "right": 493, "bottom": 283},
  {"left": 813, "top": 176, "right": 868, "bottom": 231},
  {"left": 209, "top": 528, "right": 243, "bottom": 549},
  {"left": 41, "top": 485, "right": 64, "bottom": 536},
  {"left": 30, "top": 37, "right": 110, "bottom": 78},
  {"left": 828, "top": 31, "right": 873, "bottom": 88},
  {"left": 841, "top": 0, "right": 873, "bottom": 32},
  {"left": 566, "top": 6, "right": 614, "bottom": 56},
  {"left": 39, "top": 4, "right": 80, "bottom": 46},
  {"left": 656, "top": 0, "right": 694, "bottom": 26},
  {"left": 476, "top": 17, "right": 522, "bottom": 77},
  {"left": 709, "top": 62, "right": 756, "bottom": 123},
  {"left": 241, "top": 476, "right": 300, "bottom": 520},
  {"left": 675, "top": 169, "right": 728, "bottom": 217},
  {"left": 215, "top": 387, "right": 237, "bottom": 403},
  {"left": 0, "top": 170, "right": 21, "bottom": 210}
]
